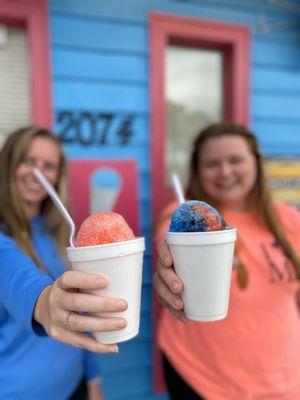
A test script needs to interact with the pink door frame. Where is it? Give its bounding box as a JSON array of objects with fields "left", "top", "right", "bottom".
[
  {"left": 0, "top": 0, "right": 52, "bottom": 127},
  {"left": 150, "top": 12, "right": 250, "bottom": 393}
]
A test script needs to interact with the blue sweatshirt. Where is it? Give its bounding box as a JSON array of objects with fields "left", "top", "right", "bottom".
[{"left": 0, "top": 217, "right": 99, "bottom": 399}]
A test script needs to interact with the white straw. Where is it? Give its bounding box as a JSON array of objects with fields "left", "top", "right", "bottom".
[
  {"left": 33, "top": 167, "right": 76, "bottom": 247},
  {"left": 171, "top": 173, "right": 185, "bottom": 204}
]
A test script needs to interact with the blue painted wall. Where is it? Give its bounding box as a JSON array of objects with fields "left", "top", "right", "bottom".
[{"left": 48, "top": 1, "right": 300, "bottom": 399}]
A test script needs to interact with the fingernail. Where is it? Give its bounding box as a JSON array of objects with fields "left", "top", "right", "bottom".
[
  {"left": 110, "top": 345, "right": 119, "bottom": 353},
  {"left": 173, "top": 299, "right": 182, "bottom": 309},
  {"left": 117, "top": 300, "right": 127, "bottom": 310},
  {"left": 117, "top": 320, "right": 126, "bottom": 328},
  {"left": 171, "top": 282, "right": 180, "bottom": 292},
  {"left": 96, "top": 279, "right": 106, "bottom": 287},
  {"left": 162, "top": 256, "right": 172, "bottom": 265}
]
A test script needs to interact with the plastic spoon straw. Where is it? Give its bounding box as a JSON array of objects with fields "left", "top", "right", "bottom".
[
  {"left": 33, "top": 167, "right": 76, "bottom": 247},
  {"left": 171, "top": 173, "right": 185, "bottom": 204}
]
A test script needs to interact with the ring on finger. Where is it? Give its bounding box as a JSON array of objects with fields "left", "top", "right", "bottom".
[{"left": 64, "top": 310, "right": 77, "bottom": 331}]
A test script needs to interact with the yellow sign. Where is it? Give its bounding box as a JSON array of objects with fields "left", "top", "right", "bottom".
[{"left": 264, "top": 158, "right": 300, "bottom": 206}]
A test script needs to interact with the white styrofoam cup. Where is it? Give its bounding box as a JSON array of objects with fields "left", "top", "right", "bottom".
[
  {"left": 67, "top": 237, "right": 145, "bottom": 344},
  {"left": 166, "top": 228, "right": 236, "bottom": 321}
]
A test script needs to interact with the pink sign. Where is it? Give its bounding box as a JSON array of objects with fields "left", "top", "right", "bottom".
[{"left": 68, "top": 160, "right": 140, "bottom": 235}]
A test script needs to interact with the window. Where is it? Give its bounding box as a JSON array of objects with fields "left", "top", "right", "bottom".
[
  {"left": 166, "top": 45, "right": 223, "bottom": 186},
  {"left": 0, "top": 0, "right": 52, "bottom": 147},
  {"left": 0, "top": 25, "right": 31, "bottom": 145}
]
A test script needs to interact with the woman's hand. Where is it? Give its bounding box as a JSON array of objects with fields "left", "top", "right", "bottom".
[
  {"left": 153, "top": 242, "right": 188, "bottom": 323},
  {"left": 34, "top": 271, "right": 128, "bottom": 353}
]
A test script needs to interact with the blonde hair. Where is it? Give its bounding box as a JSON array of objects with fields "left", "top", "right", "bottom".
[
  {"left": 185, "top": 122, "right": 300, "bottom": 288},
  {"left": 0, "top": 126, "right": 70, "bottom": 268}
]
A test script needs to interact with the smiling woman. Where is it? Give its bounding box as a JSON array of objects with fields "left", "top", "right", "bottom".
[
  {"left": 0, "top": 126, "right": 129, "bottom": 400},
  {"left": 153, "top": 122, "right": 300, "bottom": 400},
  {"left": 0, "top": 127, "right": 69, "bottom": 266}
]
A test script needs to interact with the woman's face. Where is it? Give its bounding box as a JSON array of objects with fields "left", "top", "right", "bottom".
[
  {"left": 15, "top": 136, "right": 61, "bottom": 217},
  {"left": 198, "top": 135, "right": 258, "bottom": 210}
]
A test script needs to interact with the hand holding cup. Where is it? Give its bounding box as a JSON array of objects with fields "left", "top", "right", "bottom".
[
  {"left": 154, "top": 201, "right": 236, "bottom": 322},
  {"left": 34, "top": 270, "right": 128, "bottom": 353}
]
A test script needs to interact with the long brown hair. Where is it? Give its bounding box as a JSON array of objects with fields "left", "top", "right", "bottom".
[
  {"left": 0, "top": 126, "right": 70, "bottom": 267},
  {"left": 186, "top": 122, "right": 300, "bottom": 288}
]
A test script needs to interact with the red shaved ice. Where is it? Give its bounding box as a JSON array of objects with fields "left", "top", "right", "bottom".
[{"left": 75, "top": 212, "right": 135, "bottom": 247}]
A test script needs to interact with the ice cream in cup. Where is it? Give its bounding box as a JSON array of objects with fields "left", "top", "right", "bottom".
[
  {"left": 67, "top": 212, "right": 145, "bottom": 344},
  {"left": 166, "top": 200, "right": 236, "bottom": 322}
]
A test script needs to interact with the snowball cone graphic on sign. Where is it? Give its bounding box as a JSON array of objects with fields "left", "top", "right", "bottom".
[{"left": 90, "top": 167, "right": 122, "bottom": 214}]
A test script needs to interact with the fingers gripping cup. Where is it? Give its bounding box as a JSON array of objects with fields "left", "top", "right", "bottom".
[
  {"left": 167, "top": 201, "right": 237, "bottom": 321},
  {"left": 67, "top": 212, "right": 145, "bottom": 344}
]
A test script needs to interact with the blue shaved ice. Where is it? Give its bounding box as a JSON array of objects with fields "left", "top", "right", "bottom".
[{"left": 169, "top": 200, "right": 225, "bottom": 233}]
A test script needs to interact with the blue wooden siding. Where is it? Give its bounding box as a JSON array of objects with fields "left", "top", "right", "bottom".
[{"left": 49, "top": 0, "right": 300, "bottom": 398}]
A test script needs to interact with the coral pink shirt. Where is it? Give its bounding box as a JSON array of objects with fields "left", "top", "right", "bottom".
[{"left": 156, "top": 202, "right": 300, "bottom": 399}]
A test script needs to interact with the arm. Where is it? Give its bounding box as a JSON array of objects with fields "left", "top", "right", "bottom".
[
  {"left": 83, "top": 350, "right": 105, "bottom": 400},
  {"left": 88, "top": 379, "right": 104, "bottom": 400},
  {"left": 0, "top": 233, "right": 128, "bottom": 353},
  {"left": 0, "top": 233, "right": 53, "bottom": 332}
]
